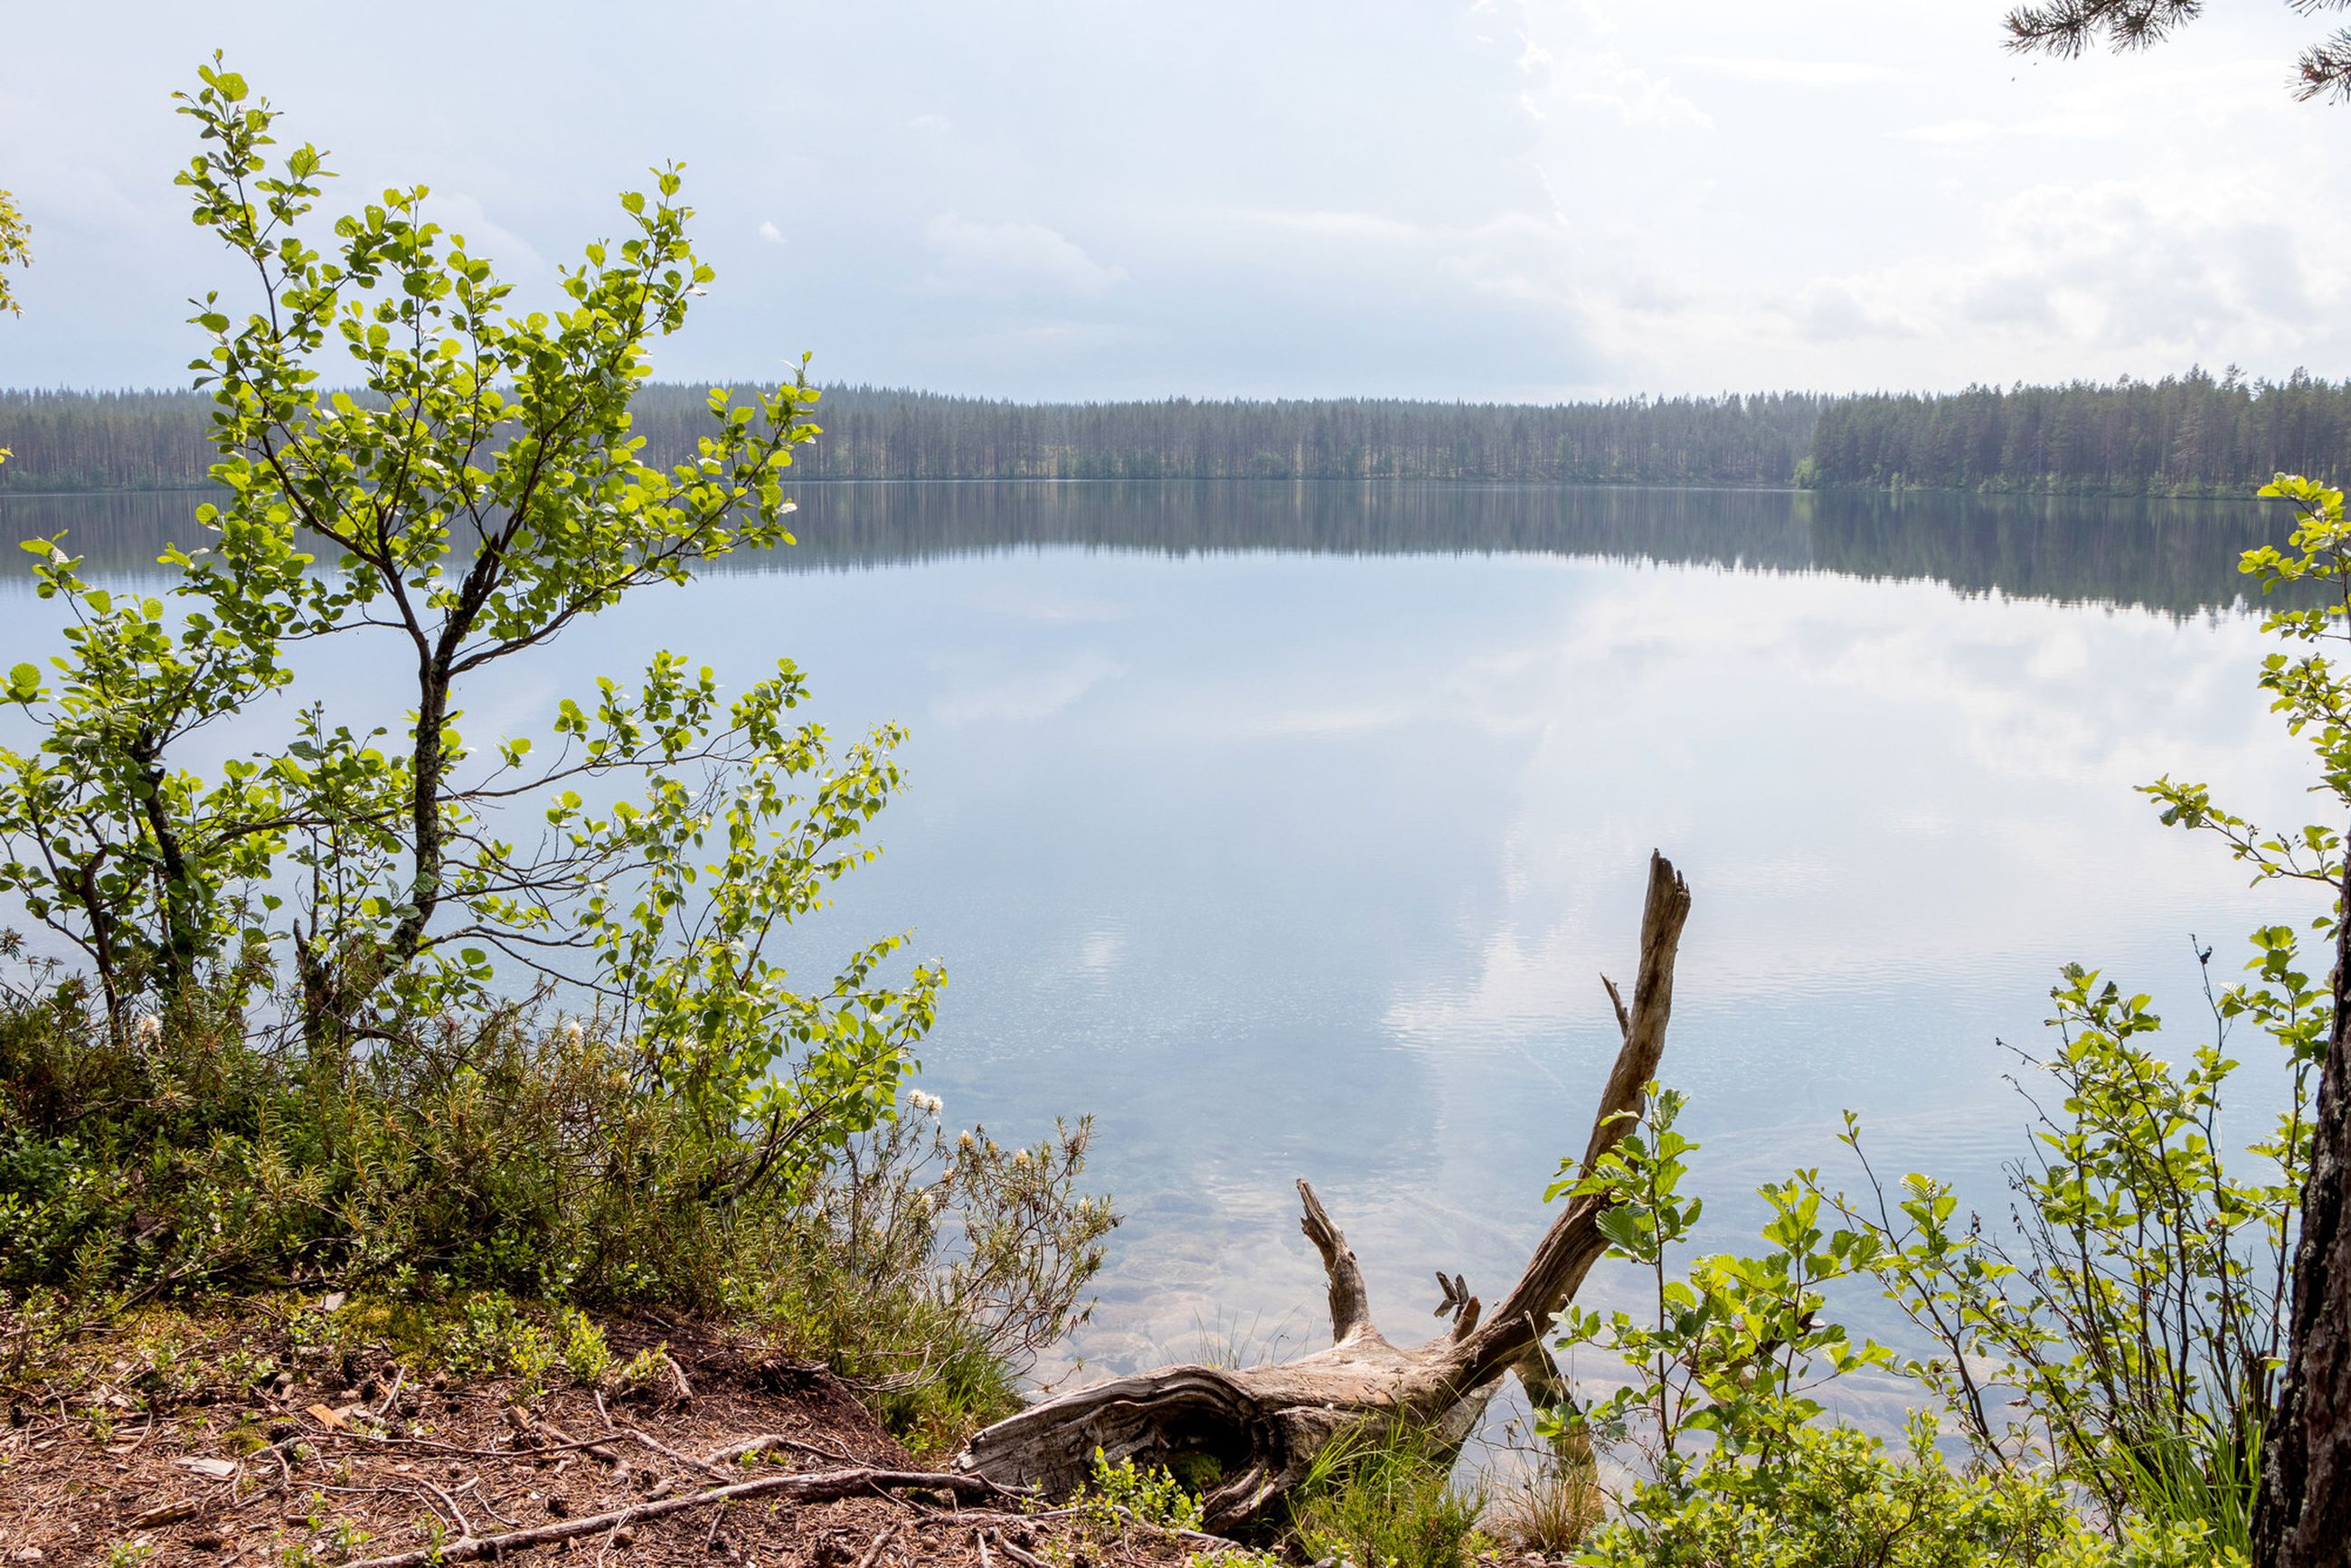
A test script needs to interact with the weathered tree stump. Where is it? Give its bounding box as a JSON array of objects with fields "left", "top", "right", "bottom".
[{"left": 953, "top": 851, "right": 1694, "bottom": 1533}]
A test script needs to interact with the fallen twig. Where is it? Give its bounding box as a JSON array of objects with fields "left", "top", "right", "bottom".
[
  {"left": 854, "top": 1522, "right": 899, "bottom": 1568},
  {"left": 615, "top": 1424, "right": 727, "bottom": 1478},
  {"left": 702, "top": 1431, "right": 854, "bottom": 1467},
  {"left": 510, "top": 1407, "right": 619, "bottom": 1467},
  {"left": 341, "top": 1466, "right": 995, "bottom": 1568},
  {"left": 989, "top": 1528, "right": 1051, "bottom": 1568},
  {"left": 661, "top": 1349, "right": 694, "bottom": 1407}
]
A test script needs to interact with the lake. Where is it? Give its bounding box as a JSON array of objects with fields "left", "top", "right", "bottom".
[{"left": 0, "top": 480, "right": 2321, "bottom": 1422}]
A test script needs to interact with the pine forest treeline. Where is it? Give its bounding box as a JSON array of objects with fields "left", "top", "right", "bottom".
[
  {"left": 1809, "top": 368, "right": 2351, "bottom": 496},
  {"left": 0, "top": 385, "right": 1820, "bottom": 491},
  {"left": 5, "top": 369, "right": 2351, "bottom": 496}
]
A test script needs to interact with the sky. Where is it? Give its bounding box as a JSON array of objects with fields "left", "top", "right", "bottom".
[{"left": 3, "top": 0, "right": 2349, "bottom": 401}]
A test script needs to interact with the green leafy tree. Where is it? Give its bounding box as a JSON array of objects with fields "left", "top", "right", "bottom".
[
  {"left": 1824, "top": 955, "right": 2315, "bottom": 1553},
  {"left": 0, "top": 184, "right": 25, "bottom": 471},
  {"left": 0, "top": 60, "right": 934, "bottom": 1190},
  {"left": 1821, "top": 473, "right": 2351, "bottom": 1565},
  {"left": 0, "top": 186, "right": 27, "bottom": 317}
]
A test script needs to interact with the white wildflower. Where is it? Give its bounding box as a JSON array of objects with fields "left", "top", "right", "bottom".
[
  {"left": 906, "top": 1090, "right": 942, "bottom": 1118},
  {"left": 1012, "top": 1148, "right": 1034, "bottom": 1169},
  {"left": 135, "top": 1015, "right": 162, "bottom": 1048},
  {"left": 560, "top": 1018, "right": 584, "bottom": 1046},
  {"left": 957, "top": 1131, "right": 977, "bottom": 1152}
]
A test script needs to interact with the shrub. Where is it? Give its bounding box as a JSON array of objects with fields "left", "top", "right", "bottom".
[
  {"left": 722, "top": 1098, "right": 1116, "bottom": 1450},
  {"left": 1545, "top": 1085, "right": 2246, "bottom": 1566},
  {"left": 0, "top": 991, "right": 1113, "bottom": 1444},
  {"left": 1577, "top": 1420, "right": 2231, "bottom": 1568}
]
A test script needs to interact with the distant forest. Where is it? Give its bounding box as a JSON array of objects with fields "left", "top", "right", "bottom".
[
  {"left": 1808, "top": 368, "right": 2351, "bottom": 495},
  {"left": 3, "top": 369, "right": 2348, "bottom": 496}
]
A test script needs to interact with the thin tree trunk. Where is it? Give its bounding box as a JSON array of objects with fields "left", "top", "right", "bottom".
[
  {"left": 953, "top": 852, "right": 1693, "bottom": 1534},
  {"left": 2253, "top": 853, "right": 2351, "bottom": 1568}
]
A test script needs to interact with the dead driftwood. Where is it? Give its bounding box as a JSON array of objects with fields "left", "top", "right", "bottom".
[{"left": 952, "top": 851, "right": 1692, "bottom": 1534}]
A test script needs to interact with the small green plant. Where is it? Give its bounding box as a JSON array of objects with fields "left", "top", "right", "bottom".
[
  {"left": 105, "top": 1544, "right": 156, "bottom": 1568},
  {"left": 1547, "top": 1086, "right": 1892, "bottom": 1498},
  {"left": 1188, "top": 1549, "right": 1284, "bottom": 1568},
  {"left": 1044, "top": 1449, "right": 1208, "bottom": 1568},
  {"left": 1073, "top": 1447, "right": 1205, "bottom": 1535},
  {"left": 1288, "top": 1421, "right": 1487, "bottom": 1568},
  {"left": 557, "top": 1307, "right": 612, "bottom": 1385},
  {"left": 612, "top": 1344, "right": 668, "bottom": 1392}
]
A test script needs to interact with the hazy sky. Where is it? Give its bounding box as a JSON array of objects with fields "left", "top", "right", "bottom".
[{"left": 4, "top": 1, "right": 2348, "bottom": 400}]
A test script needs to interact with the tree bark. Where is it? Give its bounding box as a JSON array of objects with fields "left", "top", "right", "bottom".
[
  {"left": 2253, "top": 855, "right": 2351, "bottom": 1568},
  {"left": 953, "top": 851, "right": 1693, "bottom": 1534}
]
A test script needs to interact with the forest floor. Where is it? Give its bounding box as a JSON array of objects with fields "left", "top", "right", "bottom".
[{"left": 0, "top": 1302, "right": 1204, "bottom": 1568}]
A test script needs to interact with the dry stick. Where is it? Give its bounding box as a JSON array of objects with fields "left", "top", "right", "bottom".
[
  {"left": 453, "top": 1476, "right": 520, "bottom": 1530},
  {"left": 418, "top": 1479, "right": 477, "bottom": 1540},
  {"left": 340, "top": 1467, "right": 993, "bottom": 1568},
  {"left": 511, "top": 1408, "right": 620, "bottom": 1467},
  {"left": 977, "top": 1526, "right": 994, "bottom": 1568},
  {"left": 854, "top": 1523, "right": 899, "bottom": 1568},
  {"left": 615, "top": 1425, "right": 727, "bottom": 1478},
  {"left": 988, "top": 1529, "right": 1051, "bottom": 1568},
  {"left": 704, "top": 1431, "right": 857, "bottom": 1467},
  {"left": 307, "top": 1429, "right": 618, "bottom": 1462},
  {"left": 661, "top": 1349, "right": 694, "bottom": 1407}
]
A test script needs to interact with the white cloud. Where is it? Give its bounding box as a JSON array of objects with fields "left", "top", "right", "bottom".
[
  {"left": 5, "top": 0, "right": 2351, "bottom": 396},
  {"left": 1893, "top": 114, "right": 2124, "bottom": 144},
  {"left": 1676, "top": 56, "right": 1897, "bottom": 86},
  {"left": 922, "top": 214, "right": 1126, "bottom": 300},
  {"left": 1782, "top": 180, "right": 2339, "bottom": 370},
  {"left": 757, "top": 220, "right": 784, "bottom": 245},
  {"left": 1562, "top": 53, "right": 1714, "bottom": 130}
]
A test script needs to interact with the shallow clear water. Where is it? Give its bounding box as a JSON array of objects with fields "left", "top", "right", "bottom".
[{"left": 0, "top": 481, "right": 2323, "bottom": 1412}]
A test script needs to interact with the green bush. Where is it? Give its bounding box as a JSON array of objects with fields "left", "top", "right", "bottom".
[
  {"left": 722, "top": 1101, "right": 1115, "bottom": 1450},
  {"left": 1578, "top": 1421, "right": 2233, "bottom": 1568},
  {"left": 0, "top": 993, "right": 737, "bottom": 1303},
  {"left": 0, "top": 990, "right": 1113, "bottom": 1445}
]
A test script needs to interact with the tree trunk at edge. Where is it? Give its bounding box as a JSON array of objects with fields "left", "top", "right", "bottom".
[{"left": 2253, "top": 854, "right": 2351, "bottom": 1568}]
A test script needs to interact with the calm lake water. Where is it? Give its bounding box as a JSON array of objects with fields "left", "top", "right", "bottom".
[{"left": 0, "top": 481, "right": 2322, "bottom": 1419}]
